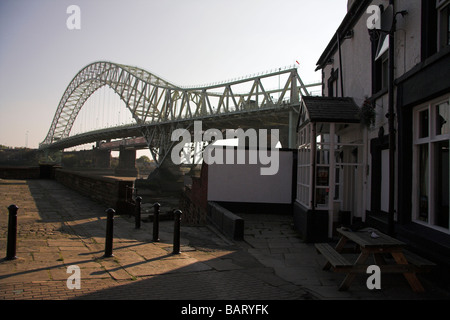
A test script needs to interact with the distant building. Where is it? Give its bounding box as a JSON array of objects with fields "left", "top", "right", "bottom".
[{"left": 294, "top": 0, "right": 450, "bottom": 264}]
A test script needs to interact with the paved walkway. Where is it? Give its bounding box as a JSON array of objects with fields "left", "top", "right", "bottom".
[
  {"left": 0, "top": 179, "right": 307, "bottom": 301},
  {"left": 0, "top": 178, "right": 449, "bottom": 301},
  {"left": 239, "top": 213, "right": 450, "bottom": 300}
]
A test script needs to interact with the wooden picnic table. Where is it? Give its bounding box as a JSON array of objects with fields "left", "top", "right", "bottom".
[{"left": 315, "top": 227, "right": 435, "bottom": 292}]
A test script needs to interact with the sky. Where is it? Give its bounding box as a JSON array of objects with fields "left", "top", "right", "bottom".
[{"left": 0, "top": 0, "right": 348, "bottom": 149}]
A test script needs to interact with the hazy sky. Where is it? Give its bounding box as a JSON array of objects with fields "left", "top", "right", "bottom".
[{"left": 0, "top": 0, "right": 348, "bottom": 149}]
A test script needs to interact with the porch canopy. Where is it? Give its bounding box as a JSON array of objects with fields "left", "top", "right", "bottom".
[
  {"left": 296, "top": 96, "right": 363, "bottom": 238},
  {"left": 298, "top": 96, "right": 361, "bottom": 126}
]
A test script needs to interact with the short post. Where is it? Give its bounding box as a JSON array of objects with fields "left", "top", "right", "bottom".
[
  {"left": 135, "top": 196, "right": 142, "bottom": 229},
  {"left": 104, "top": 208, "right": 115, "bottom": 257},
  {"left": 152, "top": 202, "right": 160, "bottom": 242},
  {"left": 172, "top": 209, "right": 182, "bottom": 254},
  {"left": 6, "top": 205, "right": 18, "bottom": 260}
]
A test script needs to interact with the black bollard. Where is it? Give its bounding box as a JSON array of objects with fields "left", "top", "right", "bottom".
[
  {"left": 172, "top": 210, "right": 182, "bottom": 254},
  {"left": 152, "top": 203, "right": 160, "bottom": 242},
  {"left": 135, "top": 196, "right": 142, "bottom": 229},
  {"left": 104, "top": 208, "right": 115, "bottom": 257},
  {"left": 6, "top": 204, "right": 18, "bottom": 260}
]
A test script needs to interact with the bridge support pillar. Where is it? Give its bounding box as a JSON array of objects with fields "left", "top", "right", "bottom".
[
  {"left": 279, "top": 131, "right": 289, "bottom": 149},
  {"left": 143, "top": 159, "right": 186, "bottom": 194},
  {"left": 288, "top": 110, "right": 297, "bottom": 149},
  {"left": 115, "top": 145, "right": 138, "bottom": 177},
  {"left": 277, "top": 111, "right": 298, "bottom": 149}
]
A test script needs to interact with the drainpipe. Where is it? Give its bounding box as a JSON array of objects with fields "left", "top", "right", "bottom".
[
  {"left": 337, "top": 32, "right": 345, "bottom": 97},
  {"left": 388, "top": 0, "right": 396, "bottom": 236}
]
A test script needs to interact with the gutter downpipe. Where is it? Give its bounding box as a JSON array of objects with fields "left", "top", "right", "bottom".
[
  {"left": 388, "top": 0, "right": 396, "bottom": 236},
  {"left": 337, "top": 32, "right": 345, "bottom": 97}
]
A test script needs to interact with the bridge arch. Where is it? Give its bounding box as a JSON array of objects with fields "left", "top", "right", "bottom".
[{"left": 42, "top": 61, "right": 176, "bottom": 147}]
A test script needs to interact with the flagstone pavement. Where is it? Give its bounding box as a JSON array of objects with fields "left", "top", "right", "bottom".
[{"left": 1, "top": 178, "right": 449, "bottom": 302}]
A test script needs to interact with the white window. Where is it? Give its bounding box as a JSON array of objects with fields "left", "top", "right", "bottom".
[
  {"left": 437, "top": 0, "right": 450, "bottom": 49},
  {"left": 413, "top": 94, "right": 450, "bottom": 233},
  {"left": 296, "top": 122, "right": 363, "bottom": 211},
  {"left": 297, "top": 124, "right": 312, "bottom": 208}
]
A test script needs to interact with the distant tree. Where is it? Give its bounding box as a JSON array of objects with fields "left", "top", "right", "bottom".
[
  {"left": 110, "top": 157, "right": 119, "bottom": 168},
  {"left": 136, "top": 155, "right": 151, "bottom": 164},
  {"left": 136, "top": 155, "right": 155, "bottom": 173}
]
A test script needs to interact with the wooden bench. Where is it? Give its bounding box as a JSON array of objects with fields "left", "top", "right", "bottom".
[
  {"left": 317, "top": 229, "right": 436, "bottom": 292},
  {"left": 402, "top": 250, "right": 436, "bottom": 272},
  {"left": 315, "top": 243, "right": 353, "bottom": 271}
]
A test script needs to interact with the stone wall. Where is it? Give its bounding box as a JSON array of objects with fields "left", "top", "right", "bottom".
[
  {"left": 0, "top": 166, "right": 40, "bottom": 179},
  {"left": 54, "top": 169, "right": 134, "bottom": 213},
  {"left": 207, "top": 202, "right": 244, "bottom": 241},
  {"left": 0, "top": 165, "right": 61, "bottom": 179}
]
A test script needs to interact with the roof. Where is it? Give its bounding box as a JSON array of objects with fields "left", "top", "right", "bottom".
[{"left": 300, "top": 96, "right": 361, "bottom": 125}]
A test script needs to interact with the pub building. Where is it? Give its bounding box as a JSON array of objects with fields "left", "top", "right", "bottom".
[{"left": 293, "top": 0, "right": 450, "bottom": 281}]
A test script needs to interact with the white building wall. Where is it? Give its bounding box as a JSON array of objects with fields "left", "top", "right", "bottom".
[
  {"left": 339, "top": 9, "right": 373, "bottom": 102},
  {"left": 395, "top": 0, "right": 423, "bottom": 76},
  {"left": 320, "top": 0, "right": 425, "bottom": 218},
  {"left": 323, "top": 0, "right": 423, "bottom": 101}
]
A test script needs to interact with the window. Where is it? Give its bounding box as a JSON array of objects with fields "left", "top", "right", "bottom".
[
  {"left": 297, "top": 124, "right": 312, "bottom": 208},
  {"left": 380, "top": 52, "right": 389, "bottom": 91},
  {"left": 316, "top": 127, "right": 331, "bottom": 207},
  {"left": 327, "top": 69, "right": 339, "bottom": 97},
  {"left": 368, "top": 4, "right": 389, "bottom": 94},
  {"left": 422, "top": 0, "right": 438, "bottom": 60},
  {"left": 418, "top": 144, "right": 429, "bottom": 222},
  {"left": 438, "top": 0, "right": 450, "bottom": 49},
  {"left": 370, "top": 31, "right": 389, "bottom": 93},
  {"left": 413, "top": 96, "right": 450, "bottom": 232},
  {"left": 296, "top": 122, "right": 362, "bottom": 211},
  {"left": 372, "top": 50, "right": 389, "bottom": 94},
  {"left": 419, "top": 109, "right": 429, "bottom": 138},
  {"left": 421, "top": 0, "right": 450, "bottom": 60},
  {"left": 436, "top": 140, "right": 449, "bottom": 228},
  {"left": 437, "top": 102, "right": 450, "bottom": 135}
]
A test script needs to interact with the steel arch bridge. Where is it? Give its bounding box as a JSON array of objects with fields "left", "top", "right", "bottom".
[{"left": 40, "top": 61, "right": 319, "bottom": 166}]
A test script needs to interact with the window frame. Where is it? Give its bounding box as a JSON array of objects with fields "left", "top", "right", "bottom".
[
  {"left": 297, "top": 123, "right": 313, "bottom": 208},
  {"left": 371, "top": 37, "right": 389, "bottom": 94},
  {"left": 327, "top": 68, "right": 339, "bottom": 98},
  {"left": 296, "top": 122, "right": 363, "bottom": 211},
  {"left": 437, "top": 0, "right": 450, "bottom": 50},
  {"left": 413, "top": 94, "right": 450, "bottom": 233}
]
